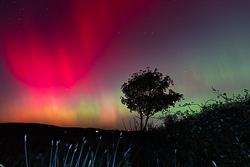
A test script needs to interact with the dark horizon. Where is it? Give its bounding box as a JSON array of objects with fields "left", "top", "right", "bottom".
[{"left": 0, "top": 122, "right": 125, "bottom": 134}]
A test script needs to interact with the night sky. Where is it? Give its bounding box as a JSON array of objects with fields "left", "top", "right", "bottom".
[{"left": 0, "top": 0, "right": 250, "bottom": 130}]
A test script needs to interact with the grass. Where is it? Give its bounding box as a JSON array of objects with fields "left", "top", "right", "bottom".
[
  {"left": 25, "top": 133, "right": 141, "bottom": 167},
  {"left": 0, "top": 131, "right": 143, "bottom": 167}
]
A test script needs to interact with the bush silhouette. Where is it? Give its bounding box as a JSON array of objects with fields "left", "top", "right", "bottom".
[{"left": 149, "top": 87, "right": 250, "bottom": 166}]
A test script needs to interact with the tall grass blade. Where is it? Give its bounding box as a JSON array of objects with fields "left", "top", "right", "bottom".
[
  {"left": 49, "top": 140, "right": 53, "bottom": 167},
  {"left": 63, "top": 143, "right": 68, "bottom": 163},
  {"left": 131, "top": 145, "right": 143, "bottom": 165},
  {"left": 75, "top": 138, "right": 86, "bottom": 167},
  {"left": 107, "top": 146, "right": 110, "bottom": 167},
  {"left": 64, "top": 144, "right": 72, "bottom": 167},
  {"left": 81, "top": 146, "right": 91, "bottom": 167},
  {"left": 69, "top": 143, "right": 78, "bottom": 167},
  {"left": 52, "top": 140, "right": 60, "bottom": 167},
  {"left": 112, "top": 132, "right": 122, "bottom": 167},
  {"left": 92, "top": 136, "right": 102, "bottom": 167},
  {"left": 90, "top": 151, "right": 93, "bottom": 167},
  {"left": 96, "top": 149, "right": 107, "bottom": 167},
  {"left": 117, "top": 147, "right": 131, "bottom": 167},
  {"left": 175, "top": 149, "right": 177, "bottom": 167},
  {"left": 212, "top": 160, "right": 217, "bottom": 167},
  {"left": 88, "top": 159, "right": 91, "bottom": 167},
  {"left": 24, "top": 135, "right": 28, "bottom": 167}
]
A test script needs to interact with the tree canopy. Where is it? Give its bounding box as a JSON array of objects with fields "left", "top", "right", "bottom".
[{"left": 121, "top": 67, "right": 184, "bottom": 131}]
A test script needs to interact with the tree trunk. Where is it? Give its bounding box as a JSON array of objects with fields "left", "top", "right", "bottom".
[
  {"left": 143, "top": 114, "right": 149, "bottom": 131},
  {"left": 140, "top": 112, "right": 143, "bottom": 131}
]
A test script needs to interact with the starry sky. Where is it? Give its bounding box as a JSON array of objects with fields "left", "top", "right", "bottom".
[{"left": 0, "top": 0, "right": 250, "bottom": 130}]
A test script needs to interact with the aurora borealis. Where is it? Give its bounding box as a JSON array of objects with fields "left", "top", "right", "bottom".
[{"left": 0, "top": 0, "right": 250, "bottom": 130}]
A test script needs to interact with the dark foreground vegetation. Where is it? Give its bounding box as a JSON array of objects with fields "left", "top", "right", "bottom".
[
  {"left": 1, "top": 88, "right": 250, "bottom": 166},
  {"left": 147, "top": 88, "right": 250, "bottom": 166}
]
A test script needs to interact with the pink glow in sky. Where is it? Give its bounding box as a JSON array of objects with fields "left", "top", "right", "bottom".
[{"left": 1, "top": 0, "right": 250, "bottom": 129}]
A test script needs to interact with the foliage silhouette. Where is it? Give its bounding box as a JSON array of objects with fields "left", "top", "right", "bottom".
[
  {"left": 120, "top": 67, "right": 184, "bottom": 131},
  {"left": 150, "top": 87, "right": 250, "bottom": 166}
]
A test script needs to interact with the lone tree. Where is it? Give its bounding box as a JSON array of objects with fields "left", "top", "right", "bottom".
[{"left": 121, "top": 67, "right": 184, "bottom": 131}]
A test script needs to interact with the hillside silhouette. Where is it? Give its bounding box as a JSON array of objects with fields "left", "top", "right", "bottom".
[{"left": 0, "top": 122, "right": 106, "bottom": 134}]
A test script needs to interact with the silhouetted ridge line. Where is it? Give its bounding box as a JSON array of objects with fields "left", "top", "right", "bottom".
[
  {"left": 0, "top": 122, "right": 64, "bottom": 133},
  {"left": 0, "top": 122, "right": 106, "bottom": 134}
]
